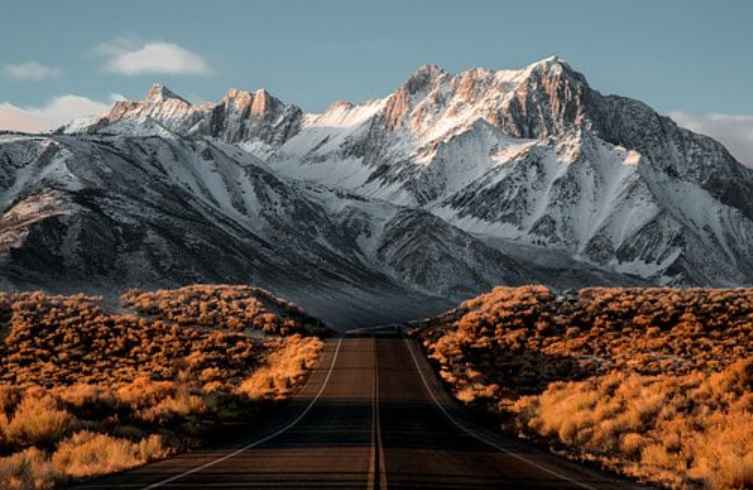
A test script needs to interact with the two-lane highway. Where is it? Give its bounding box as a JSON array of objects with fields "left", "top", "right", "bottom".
[{"left": 72, "top": 336, "right": 649, "bottom": 489}]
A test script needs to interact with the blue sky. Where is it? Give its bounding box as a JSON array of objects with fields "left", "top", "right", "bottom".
[{"left": 1, "top": 1, "right": 751, "bottom": 162}]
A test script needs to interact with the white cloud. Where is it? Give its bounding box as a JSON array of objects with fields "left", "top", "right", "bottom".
[
  {"left": 0, "top": 95, "right": 113, "bottom": 133},
  {"left": 3, "top": 62, "right": 62, "bottom": 81},
  {"left": 96, "top": 39, "right": 212, "bottom": 76},
  {"left": 670, "top": 112, "right": 753, "bottom": 167}
]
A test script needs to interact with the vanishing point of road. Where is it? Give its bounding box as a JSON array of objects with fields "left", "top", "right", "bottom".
[{"left": 71, "top": 329, "right": 650, "bottom": 489}]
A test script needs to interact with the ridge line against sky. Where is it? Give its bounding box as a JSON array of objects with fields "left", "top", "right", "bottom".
[{"left": 0, "top": 1, "right": 751, "bottom": 164}]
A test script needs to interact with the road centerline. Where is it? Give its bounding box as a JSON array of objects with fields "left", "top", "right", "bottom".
[{"left": 370, "top": 338, "right": 388, "bottom": 490}]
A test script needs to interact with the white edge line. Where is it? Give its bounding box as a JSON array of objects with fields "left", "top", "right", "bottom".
[
  {"left": 404, "top": 338, "right": 599, "bottom": 490},
  {"left": 142, "top": 338, "right": 344, "bottom": 490}
]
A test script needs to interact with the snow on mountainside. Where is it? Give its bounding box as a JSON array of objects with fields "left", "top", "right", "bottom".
[
  {"left": 8, "top": 55, "right": 751, "bottom": 310},
  {"left": 1, "top": 130, "right": 572, "bottom": 326}
]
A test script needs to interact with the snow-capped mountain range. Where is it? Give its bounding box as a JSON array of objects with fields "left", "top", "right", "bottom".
[{"left": 2, "top": 56, "right": 751, "bottom": 324}]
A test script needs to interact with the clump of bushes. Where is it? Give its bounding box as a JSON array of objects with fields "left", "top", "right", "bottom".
[
  {"left": 52, "top": 431, "right": 168, "bottom": 478},
  {"left": 121, "top": 285, "right": 330, "bottom": 336},
  {"left": 0, "top": 291, "right": 263, "bottom": 387},
  {"left": 0, "top": 287, "right": 326, "bottom": 489},
  {"left": 239, "top": 335, "right": 324, "bottom": 399},
  {"left": 513, "top": 359, "right": 753, "bottom": 489},
  {"left": 0, "top": 381, "right": 178, "bottom": 489},
  {"left": 414, "top": 286, "right": 753, "bottom": 489}
]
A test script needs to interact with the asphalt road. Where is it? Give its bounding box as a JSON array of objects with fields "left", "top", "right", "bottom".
[{"left": 71, "top": 336, "right": 649, "bottom": 489}]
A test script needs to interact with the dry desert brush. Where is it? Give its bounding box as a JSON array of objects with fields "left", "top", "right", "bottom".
[
  {"left": 0, "top": 286, "right": 326, "bottom": 489},
  {"left": 413, "top": 286, "right": 753, "bottom": 489}
]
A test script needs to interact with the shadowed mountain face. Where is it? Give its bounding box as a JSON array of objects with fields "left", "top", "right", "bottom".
[{"left": 2, "top": 57, "right": 751, "bottom": 324}]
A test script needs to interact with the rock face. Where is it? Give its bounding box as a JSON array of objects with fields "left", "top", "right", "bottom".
[
  {"left": 69, "top": 83, "right": 303, "bottom": 158},
  {"left": 7, "top": 56, "right": 753, "bottom": 324},
  {"left": 218, "top": 56, "right": 753, "bottom": 287}
]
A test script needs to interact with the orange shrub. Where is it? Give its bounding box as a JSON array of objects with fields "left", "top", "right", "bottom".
[
  {"left": 414, "top": 286, "right": 753, "bottom": 489},
  {"left": 120, "top": 285, "right": 329, "bottom": 336},
  {"left": 0, "top": 286, "right": 327, "bottom": 488}
]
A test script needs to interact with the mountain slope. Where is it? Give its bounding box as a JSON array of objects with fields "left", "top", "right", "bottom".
[
  {"left": 68, "top": 57, "right": 752, "bottom": 287},
  {"left": 263, "top": 58, "right": 753, "bottom": 286},
  {"left": 17, "top": 55, "right": 753, "bottom": 305},
  {"left": 0, "top": 131, "right": 545, "bottom": 326}
]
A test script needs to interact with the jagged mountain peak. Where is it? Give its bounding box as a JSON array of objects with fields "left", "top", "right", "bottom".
[
  {"left": 402, "top": 56, "right": 577, "bottom": 91},
  {"left": 525, "top": 55, "right": 569, "bottom": 71},
  {"left": 444, "top": 55, "right": 573, "bottom": 83},
  {"left": 411, "top": 63, "right": 447, "bottom": 77},
  {"left": 134, "top": 84, "right": 285, "bottom": 117},
  {"left": 144, "top": 83, "right": 190, "bottom": 105},
  {"left": 403, "top": 63, "right": 449, "bottom": 94},
  {"left": 223, "top": 87, "right": 275, "bottom": 103},
  {"left": 326, "top": 99, "right": 355, "bottom": 112},
  {"left": 521, "top": 54, "right": 589, "bottom": 90},
  {"left": 377, "top": 57, "right": 595, "bottom": 138},
  {"left": 255, "top": 87, "right": 271, "bottom": 98},
  {"left": 222, "top": 87, "right": 268, "bottom": 114},
  {"left": 223, "top": 87, "right": 253, "bottom": 100},
  {"left": 67, "top": 81, "right": 302, "bottom": 148}
]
